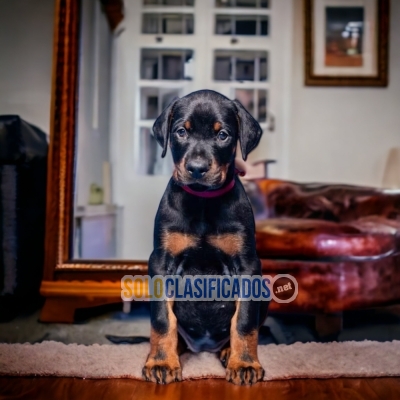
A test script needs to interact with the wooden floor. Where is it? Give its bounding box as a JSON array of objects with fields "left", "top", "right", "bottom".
[{"left": 1, "top": 377, "right": 400, "bottom": 400}]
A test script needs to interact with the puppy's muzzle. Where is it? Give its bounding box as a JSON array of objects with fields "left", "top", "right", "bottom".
[{"left": 185, "top": 159, "right": 211, "bottom": 180}]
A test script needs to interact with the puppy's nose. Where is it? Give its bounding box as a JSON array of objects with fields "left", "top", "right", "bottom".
[{"left": 186, "top": 160, "right": 210, "bottom": 179}]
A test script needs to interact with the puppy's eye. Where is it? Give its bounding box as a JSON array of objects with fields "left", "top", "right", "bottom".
[
  {"left": 177, "top": 128, "right": 186, "bottom": 137},
  {"left": 217, "top": 130, "right": 229, "bottom": 141}
]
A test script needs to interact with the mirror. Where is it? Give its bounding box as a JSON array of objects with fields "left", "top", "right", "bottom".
[
  {"left": 40, "top": 0, "right": 391, "bottom": 323},
  {"left": 73, "top": 0, "right": 273, "bottom": 260}
]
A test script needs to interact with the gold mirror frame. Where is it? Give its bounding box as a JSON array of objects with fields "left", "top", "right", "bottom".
[{"left": 40, "top": 0, "right": 146, "bottom": 322}]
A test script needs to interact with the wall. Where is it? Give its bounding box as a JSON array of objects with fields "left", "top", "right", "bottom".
[
  {"left": 0, "top": 0, "right": 54, "bottom": 133},
  {"left": 288, "top": 0, "right": 400, "bottom": 187},
  {"left": 75, "top": 0, "right": 112, "bottom": 206}
]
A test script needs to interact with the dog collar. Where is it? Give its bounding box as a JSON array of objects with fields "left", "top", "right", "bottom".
[{"left": 181, "top": 168, "right": 245, "bottom": 199}]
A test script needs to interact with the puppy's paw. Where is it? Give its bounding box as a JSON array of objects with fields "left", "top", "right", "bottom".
[
  {"left": 226, "top": 359, "right": 264, "bottom": 385},
  {"left": 219, "top": 347, "right": 231, "bottom": 368},
  {"left": 142, "top": 359, "right": 182, "bottom": 384}
]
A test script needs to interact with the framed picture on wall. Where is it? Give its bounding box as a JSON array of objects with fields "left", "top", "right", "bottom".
[{"left": 304, "top": 0, "right": 389, "bottom": 86}]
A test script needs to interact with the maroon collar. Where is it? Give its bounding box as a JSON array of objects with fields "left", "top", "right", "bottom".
[{"left": 181, "top": 169, "right": 245, "bottom": 198}]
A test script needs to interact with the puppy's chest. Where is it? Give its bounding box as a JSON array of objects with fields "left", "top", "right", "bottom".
[
  {"left": 162, "top": 209, "right": 245, "bottom": 256},
  {"left": 161, "top": 229, "right": 244, "bottom": 257}
]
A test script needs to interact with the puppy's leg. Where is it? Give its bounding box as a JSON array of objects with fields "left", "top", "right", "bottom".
[
  {"left": 221, "top": 301, "right": 268, "bottom": 370},
  {"left": 142, "top": 300, "right": 182, "bottom": 384},
  {"left": 226, "top": 301, "right": 264, "bottom": 385}
]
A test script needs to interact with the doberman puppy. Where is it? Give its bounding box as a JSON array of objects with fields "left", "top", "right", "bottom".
[{"left": 142, "top": 90, "right": 269, "bottom": 385}]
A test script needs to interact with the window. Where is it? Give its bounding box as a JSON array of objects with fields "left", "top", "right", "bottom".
[
  {"left": 137, "top": 128, "right": 174, "bottom": 175},
  {"left": 133, "top": 1, "right": 272, "bottom": 176},
  {"left": 140, "top": 88, "right": 180, "bottom": 119},
  {"left": 235, "top": 89, "right": 267, "bottom": 122},
  {"left": 215, "top": 15, "right": 269, "bottom": 36},
  {"left": 214, "top": 50, "right": 268, "bottom": 81},
  {"left": 215, "top": 0, "right": 269, "bottom": 8},
  {"left": 137, "top": 88, "right": 179, "bottom": 175},
  {"left": 141, "top": 49, "right": 194, "bottom": 80},
  {"left": 144, "top": 0, "right": 195, "bottom": 6},
  {"left": 139, "top": 128, "right": 159, "bottom": 175},
  {"left": 140, "top": 88, "right": 159, "bottom": 120},
  {"left": 142, "top": 14, "right": 194, "bottom": 34}
]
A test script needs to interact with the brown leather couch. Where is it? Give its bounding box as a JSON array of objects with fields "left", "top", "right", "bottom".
[{"left": 246, "top": 179, "right": 400, "bottom": 336}]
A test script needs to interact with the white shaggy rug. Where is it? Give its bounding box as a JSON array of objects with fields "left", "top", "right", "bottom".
[{"left": 1, "top": 340, "right": 400, "bottom": 381}]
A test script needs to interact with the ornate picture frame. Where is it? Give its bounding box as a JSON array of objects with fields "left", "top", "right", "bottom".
[{"left": 304, "top": 0, "right": 389, "bottom": 86}]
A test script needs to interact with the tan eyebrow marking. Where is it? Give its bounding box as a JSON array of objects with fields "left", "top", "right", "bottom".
[
  {"left": 214, "top": 121, "right": 222, "bottom": 131},
  {"left": 207, "top": 233, "right": 243, "bottom": 256},
  {"left": 184, "top": 120, "right": 191, "bottom": 130},
  {"left": 162, "top": 231, "right": 199, "bottom": 256}
]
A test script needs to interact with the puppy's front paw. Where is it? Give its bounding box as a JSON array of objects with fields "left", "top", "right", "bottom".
[
  {"left": 226, "top": 359, "right": 264, "bottom": 385},
  {"left": 142, "top": 358, "right": 182, "bottom": 384}
]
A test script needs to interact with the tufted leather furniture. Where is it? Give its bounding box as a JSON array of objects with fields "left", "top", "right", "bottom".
[{"left": 246, "top": 179, "right": 400, "bottom": 334}]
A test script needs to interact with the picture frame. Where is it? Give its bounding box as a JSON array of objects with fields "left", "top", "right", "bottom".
[{"left": 304, "top": 0, "right": 389, "bottom": 86}]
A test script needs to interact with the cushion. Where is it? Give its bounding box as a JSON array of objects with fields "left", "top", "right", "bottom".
[{"left": 256, "top": 218, "right": 398, "bottom": 260}]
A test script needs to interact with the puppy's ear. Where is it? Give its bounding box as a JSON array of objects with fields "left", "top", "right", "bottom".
[
  {"left": 233, "top": 99, "right": 263, "bottom": 161},
  {"left": 152, "top": 97, "right": 178, "bottom": 158}
]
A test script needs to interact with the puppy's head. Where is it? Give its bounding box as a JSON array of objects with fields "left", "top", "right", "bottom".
[{"left": 153, "top": 90, "right": 262, "bottom": 189}]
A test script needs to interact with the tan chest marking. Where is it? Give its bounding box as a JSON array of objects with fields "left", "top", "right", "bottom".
[
  {"left": 207, "top": 233, "right": 244, "bottom": 256},
  {"left": 162, "top": 231, "right": 199, "bottom": 256}
]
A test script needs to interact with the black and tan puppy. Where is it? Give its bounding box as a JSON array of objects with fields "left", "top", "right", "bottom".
[{"left": 142, "top": 90, "right": 269, "bottom": 385}]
